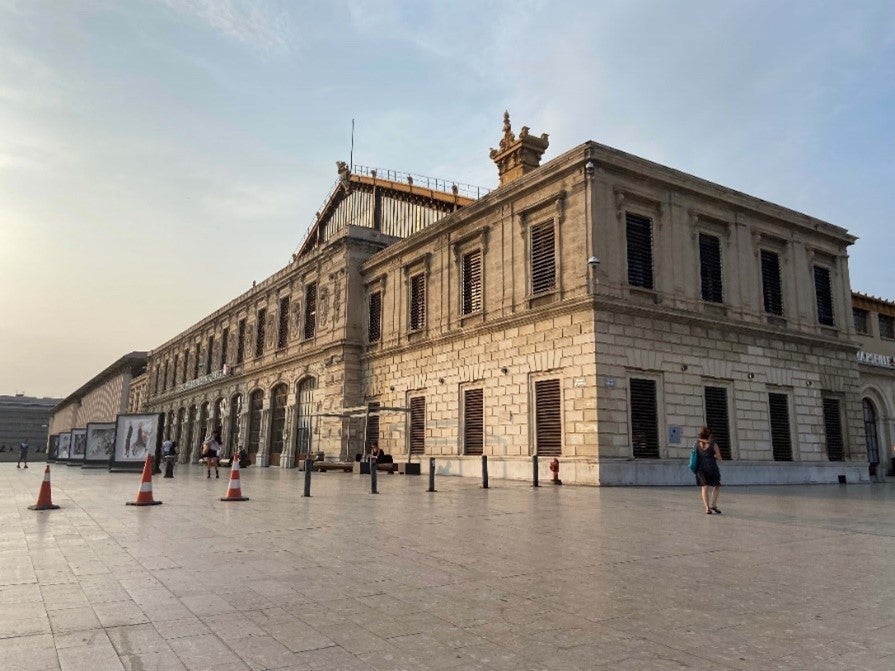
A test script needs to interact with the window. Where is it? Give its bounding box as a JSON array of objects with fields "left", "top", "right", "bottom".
[
  {"left": 814, "top": 266, "right": 834, "bottom": 326},
  {"left": 277, "top": 296, "right": 290, "bottom": 349},
  {"left": 761, "top": 250, "right": 783, "bottom": 315},
  {"left": 304, "top": 282, "right": 317, "bottom": 339},
  {"left": 768, "top": 393, "right": 792, "bottom": 461},
  {"left": 462, "top": 250, "right": 483, "bottom": 314},
  {"left": 534, "top": 379, "right": 561, "bottom": 457},
  {"left": 463, "top": 389, "right": 484, "bottom": 455},
  {"left": 699, "top": 233, "right": 723, "bottom": 303},
  {"left": 530, "top": 222, "right": 555, "bottom": 295},
  {"left": 704, "top": 386, "right": 731, "bottom": 460},
  {"left": 879, "top": 314, "right": 895, "bottom": 340},
  {"left": 409, "top": 274, "right": 426, "bottom": 331},
  {"left": 173, "top": 354, "right": 180, "bottom": 385},
  {"left": 236, "top": 319, "right": 246, "bottom": 364},
  {"left": 409, "top": 396, "right": 425, "bottom": 454},
  {"left": 863, "top": 398, "right": 880, "bottom": 465},
  {"left": 182, "top": 350, "right": 189, "bottom": 383},
  {"left": 206, "top": 336, "right": 214, "bottom": 374},
  {"left": 626, "top": 213, "right": 654, "bottom": 289},
  {"left": 630, "top": 378, "right": 659, "bottom": 458},
  {"left": 368, "top": 291, "right": 382, "bottom": 343},
  {"left": 163, "top": 361, "right": 169, "bottom": 390},
  {"left": 366, "top": 402, "right": 380, "bottom": 452},
  {"left": 247, "top": 390, "right": 263, "bottom": 456},
  {"left": 822, "top": 397, "right": 844, "bottom": 461},
  {"left": 853, "top": 309, "right": 869, "bottom": 334},
  {"left": 221, "top": 328, "right": 229, "bottom": 366},
  {"left": 194, "top": 343, "right": 200, "bottom": 378},
  {"left": 255, "top": 308, "right": 266, "bottom": 357}
]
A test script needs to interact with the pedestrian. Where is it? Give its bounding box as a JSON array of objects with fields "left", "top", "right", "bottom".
[
  {"left": 694, "top": 426, "right": 722, "bottom": 514},
  {"left": 202, "top": 429, "right": 222, "bottom": 479},
  {"left": 17, "top": 441, "right": 29, "bottom": 469},
  {"left": 162, "top": 439, "right": 178, "bottom": 478}
]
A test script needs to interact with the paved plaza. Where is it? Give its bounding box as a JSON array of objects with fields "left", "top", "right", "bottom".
[{"left": 1, "top": 463, "right": 893, "bottom": 671}]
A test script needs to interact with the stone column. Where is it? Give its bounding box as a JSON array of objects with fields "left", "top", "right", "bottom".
[{"left": 282, "top": 401, "right": 297, "bottom": 468}]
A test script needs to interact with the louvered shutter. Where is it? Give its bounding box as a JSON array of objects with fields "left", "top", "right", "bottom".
[
  {"left": 768, "top": 393, "right": 792, "bottom": 461},
  {"left": 704, "top": 386, "right": 731, "bottom": 459},
  {"left": 409, "top": 396, "right": 425, "bottom": 454},
  {"left": 462, "top": 250, "right": 482, "bottom": 314},
  {"left": 277, "top": 297, "right": 289, "bottom": 349},
  {"left": 699, "top": 233, "right": 723, "bottom": 303},
  {"left": 304, "top": 283, "right": 317, "bottom": 339},
  {"left": 464, "top": 389, "right": 484, "bottom": 455},
  {"left": 630, "top": 379, "right": 659, "bottom": 458},
  {"left": 368, "top": 291, "right": 381, "bottom": 343},
  {"left": 761, "top": 250, "right": 783, "bottom": 315},
  {"left": 255, "top": 309, "right": 266, "bottom": 357},
  {"left": 366, "top": 402, "right": 380, "bottom": 451},
  {"left": 822, "top": 398, "right": 844, "bottom": 461},
  {"left": 534, "top": 379, "right": 561, "bottom": 456},
  {"left": 530, "top": 222, "right": 556, "bottom": 295},
  {"left": 814, "top": 266, "right": 834, "bottom": 326},
  {"left": 410, "top": 275, "right": 426, "bottom": 330},
  {"left": 626, "top": 213, "right": 654, "bottom": 289}
]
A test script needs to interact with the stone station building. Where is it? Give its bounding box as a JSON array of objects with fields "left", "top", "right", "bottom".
[{"left": 125, "top": 115, "right": 877, "bottom": 485}]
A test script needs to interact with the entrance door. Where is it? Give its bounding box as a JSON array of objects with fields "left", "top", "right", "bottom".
[
  {"left": 295, "top": 378, "right": 316, "bottom": 460},
  {"left": 269, "top": 383, "right": 287, "bottom": 466}
]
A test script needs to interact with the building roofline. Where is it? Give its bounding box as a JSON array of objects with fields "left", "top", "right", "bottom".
[{"left": 54, "top": 351, "right": 148, "bottom": 413}]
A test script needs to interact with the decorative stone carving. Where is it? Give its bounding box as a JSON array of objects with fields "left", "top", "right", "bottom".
[{"left": 489, "top": 111, "right": 549, "bottom": 186}]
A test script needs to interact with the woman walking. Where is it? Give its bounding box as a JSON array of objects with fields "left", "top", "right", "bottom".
[
  {"left": 202, "top": 429, "right": 223, "bottom": 479},
  {"left": 694, "top": 426, "right": 722, "bottom": 514}
]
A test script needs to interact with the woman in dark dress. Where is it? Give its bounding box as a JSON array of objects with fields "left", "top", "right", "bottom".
[{"left": 695, "top": 426, "right": 722, "bottom": 514}]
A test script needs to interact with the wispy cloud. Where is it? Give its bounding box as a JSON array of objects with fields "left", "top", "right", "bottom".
[{"left": 160, "top": 0, "right": 296, "bottom": 53}]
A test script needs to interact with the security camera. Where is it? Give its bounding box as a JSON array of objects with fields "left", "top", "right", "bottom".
[
  {"left": 588, "top": 256, "right": 600, "bottom": 267},
  {"left": 585, "top": 160, "right": 595, "bottom": 176}
]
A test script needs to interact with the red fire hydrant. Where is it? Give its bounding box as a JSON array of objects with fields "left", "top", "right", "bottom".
[{"left": 549, "top": 458, "right": 562, "bottom": 485}]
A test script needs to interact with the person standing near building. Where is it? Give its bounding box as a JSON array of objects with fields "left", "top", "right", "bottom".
[
  {"left": 694, "top": 426, "right": 722, "bottom": 514},
  {"left": 202, "top": 429, "right": 222, "bottom": 479},
  {"left": 17, "top": 441, "right": 29, "bottom": 469}
]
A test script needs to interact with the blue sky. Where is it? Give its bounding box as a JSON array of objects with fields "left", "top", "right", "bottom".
[{"left": 1, "top": 0, "right": 893, "bottom": 398}]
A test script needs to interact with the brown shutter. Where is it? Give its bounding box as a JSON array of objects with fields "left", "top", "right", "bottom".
[
  {"left": 530, "top": 222, "right": 556, "bottom": 295},
  {"left": 410, "top": 396, "right": 425, "bottom": 454},
  {"left": 304, "top": 283, "right": 317, "bottom": 339},
  {"left": 368, "top": 291, "right": 381, "bottom": 343},
  {"left": 822, "top": 397, "right": 844, "bottom": 461},
  {"left": 761, "top": 250, "right": 783, "bottom": 315},
  {"left": 462, "top": 250, "right": 482, "bottom": 314},
  {"left": 630, "top": 378, "right": 659, "bottom": 458},
  {"left": 277, "top": 297, "right": 290, "bottom": 349},
  {"left": 768, "top": 393, "right": 792, "bottom": 461},
  {"left": 535, "top": 379, "right": 561, "bottom": 456},
  {"left": 464, "top": 389, "right": 484, "bottom": 455},
  {"left": 699, "top": 233, "right": 723, "bottom": 303},
  {"left": 814, "top": 266, "right": 834, "bottom": 326},
  {"left": 626, "top": 213, "right": 654, "bottom": 289},
  {"left": 410, "top": 275, "right": 426, "bottom": 330},
  {"left": 704, "top": 386, "right": 731, "bottom": 460}
]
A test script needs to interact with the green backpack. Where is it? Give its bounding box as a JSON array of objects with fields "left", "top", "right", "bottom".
[{"left": 688, "top": 443, "right": 699, "bottom": 473}]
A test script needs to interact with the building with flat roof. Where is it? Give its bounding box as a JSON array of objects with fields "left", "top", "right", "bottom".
[{"left": 0, "top": 394, "right": 59, "bottom": 459}]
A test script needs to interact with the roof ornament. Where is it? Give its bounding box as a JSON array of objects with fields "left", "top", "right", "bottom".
[{"left": 489, "top": 110, "right": 549, "bottom": 187}]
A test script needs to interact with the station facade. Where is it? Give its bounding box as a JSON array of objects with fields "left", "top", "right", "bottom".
[{"left": 124, "top": 116, "right": 881, "bottom": 485}]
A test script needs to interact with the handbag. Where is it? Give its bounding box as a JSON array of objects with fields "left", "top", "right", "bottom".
[{"left": 688, "top": 444, "right": 699, "bottom": 473}]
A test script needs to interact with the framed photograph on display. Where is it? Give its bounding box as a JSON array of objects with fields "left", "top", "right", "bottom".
[
  {"left": 85, "top": 423, "right": 116, "bottom": 468},
  {"left": 69, "top": 428, "right": 87, "bottom": 466},
  {"left": 111, "top": 413, "right": 162, "bottom": 471},
  {"left": 47, "top": 435, "right": 59, "bottom": 463},
  {"left": 57, "top": 432, "right": 72, "bottom": 462}
]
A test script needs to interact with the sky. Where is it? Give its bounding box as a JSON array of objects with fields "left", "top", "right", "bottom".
[{"left": 1, "top": 0, "right": 893, "bottom": 399}]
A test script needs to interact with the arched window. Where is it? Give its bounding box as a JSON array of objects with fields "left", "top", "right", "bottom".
[
  {"left": 863, "top": 398, "right": 880, "bottom": 465},
  {"left": 247, "top": 390, "right": 264, "bottom": 455},
  {"left": 268, "top": 383, "right": 288, "bottom": 465}
]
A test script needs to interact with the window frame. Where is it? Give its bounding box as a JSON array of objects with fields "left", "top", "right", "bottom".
[
  {"left": 529, "top": 220, "right": 557, "bottom": 297},
  {"left": 879, "top": 314, "right": 895, "bottom": 340},
  {"left": 853, "top": 308, "right": 869, "bottom": 335},
  {"left": 628, "top": 375, "right": 661, "bottom": 458}
]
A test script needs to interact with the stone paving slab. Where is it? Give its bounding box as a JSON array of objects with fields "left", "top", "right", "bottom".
[{"left": 1, "top": 463, "right": 893, "bottom": 670}]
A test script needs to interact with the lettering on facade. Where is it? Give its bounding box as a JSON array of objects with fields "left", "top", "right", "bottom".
[
  {"left": 177, "top": 367, "right": 233, "bottom": 393},
  {"left": 856, "top": 351, "right": 895, "bottom": 368}
]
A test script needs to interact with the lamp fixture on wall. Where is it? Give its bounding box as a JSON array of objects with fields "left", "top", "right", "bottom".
[
  {"left": 747, "top": 372, "right": 755, "bottom": 380},
  {"left": 500, "top": 367, "right": 509, "bottom": 375}
]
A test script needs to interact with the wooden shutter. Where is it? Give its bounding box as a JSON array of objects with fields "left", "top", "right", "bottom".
[
  {"left": 699, "top": 233, "right": 723, "bottom": 303},
  {"left": 464, "top": 389, "right": 484, "bottom": 455},
  {"left": 277, "top": 297, "right": 289, "bottom": 349},
  {"left": 626, "top": 213, "right": 654, "bottom": 289},
  {"left": 761, "top": 250, "right": 783, "bottom": 315},
  {"left": 194, "top": 343, "right": 200, "bottom": 378},
  {"left": 462, "top": 250, "right": 482, "bottom": 314},
  {"left": 236, "top": 319, "right": 246, "bottom": 363},
  {"left": 221, "top": 328, "right": 229, "bottom": 366},
  {"left": 768, "top": 393, "right": 792, "bottom": 461},
  {"left": 304, "top": 283, "right": 317, "bottom": 339},
  {"left": 704, "top": 386, "right": 731, "bottom": 459},
  {"left": 530, "top": 222, "right": 556, "bottom": 295},
  {"left": 410, "top": 274, "right": 426, "bottom": 331},
  {"left": 822, "top": 397, "right": 844, "bottom": 461},
  {"left": 630, "top": 378, "right": 659, "bottom": 458},
  {"left": 409, "top": 396, "right": 425, "bottom": 454},
  {"left": 534, "top": 379, "right": 562, "bottom": 456},
  {"left": 366, "top": 402, "right": 380, "bottom": 451},
  {"left": 814, "top": 266, "right": 834, "bottom": 326},
  {"left": 255, "top": 309, "right": 266, "bottom": 357},
  {"left": 368, "top": 291, "right": 381, "bottom": 343}
]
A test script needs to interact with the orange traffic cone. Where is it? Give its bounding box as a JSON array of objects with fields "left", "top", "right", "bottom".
[
  {"left": 28, "top": 465, "right": 60, "bottom": 510},
  {"left": 126, "top": 455, "right": 162, "bottom": 506},
  {"left": 220, "top": 458, "right": 249, "bottom": 501}
]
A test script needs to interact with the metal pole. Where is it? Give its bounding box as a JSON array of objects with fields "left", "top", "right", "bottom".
[
  {"left": 303, "top": 458, "right": 312, "bottom": 497},
  {"left": 427, "top": 457, "right": 436, "bottom": 492},
  {"left": 370, "top": 455, "right": 378, "bottom": 494},
  {"left": 532, "top": 454, "right": 539, "bottom": 488},
  {"left": 482, "top": 454, "right": 489, "bottom": 489}
]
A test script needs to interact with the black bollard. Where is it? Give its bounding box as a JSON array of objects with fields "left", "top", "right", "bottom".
[
  {"left": 370, "top": 456, "right": 379, "bottom": 494},
  {"left": 303, "top": 458, "right": 312, "bottom": 497},
  {"left": 532, "top": 454, "right": 539, "bottom": 487},
  {"left": 427, "top": 457, "right": 436, "bottom": 492},
  {"left": 482, "top": 454, "right": 489, "bottom": 489}
]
